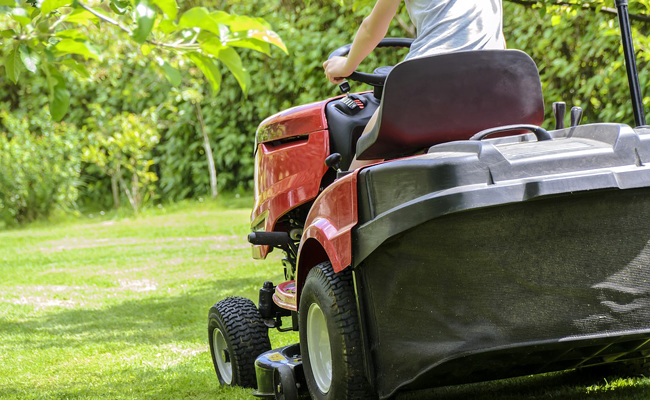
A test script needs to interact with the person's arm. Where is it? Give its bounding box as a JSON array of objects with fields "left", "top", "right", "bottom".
[{"left": 324, "top": 0, "right": 403, "bottom": 84}]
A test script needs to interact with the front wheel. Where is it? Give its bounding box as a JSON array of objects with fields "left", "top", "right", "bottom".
[
  {"left": 299, "top": 262, "right": 376, "bottom": 399},
  {"left": 208, "top": 296, "right": 271, "bottom": 388}
]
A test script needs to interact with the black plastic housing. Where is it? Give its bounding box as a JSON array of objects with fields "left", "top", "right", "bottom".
[
  {"left": 258, "top": 281, "right": 275, "bottom": 320},
  {"left": 351, "top": 124, "right": 650, "bottom": 398},
  {"left": 253, "top": 344, "right": 307, "bottom": 399},
  {"left": 325, "top": 93, "right": 379, "bottom": 171},
  {"left": 355, "top": 124, "right": 650, "bottom": 265}
]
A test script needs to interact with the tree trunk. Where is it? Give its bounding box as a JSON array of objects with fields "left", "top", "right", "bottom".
[
  {"left": 195, "top": 103, "right": 218, "bottom": 199},
  {"left": 110, "top": 174, "right": 120, "bottom": 209},
  {"left": 117, "top": 169, "right": 137, "bottom": 215},
  {"left": 132, "top": 167, "right": 140, "bottom": 215}
]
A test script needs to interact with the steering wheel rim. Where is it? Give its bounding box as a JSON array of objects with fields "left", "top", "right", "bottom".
[{"left": 328, "top": 37, "right": 414, "bottom": 86}]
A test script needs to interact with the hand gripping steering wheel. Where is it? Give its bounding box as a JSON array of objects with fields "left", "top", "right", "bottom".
[{"left": 327, "top": 38, "right": 414, "bottom": 86}]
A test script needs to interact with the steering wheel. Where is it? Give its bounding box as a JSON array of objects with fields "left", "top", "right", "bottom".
[{"left": 328, "top": 38, "right": 414, "bottom": 86}]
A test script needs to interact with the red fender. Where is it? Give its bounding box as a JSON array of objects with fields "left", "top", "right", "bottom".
[{"left": 295, "top": 171, "right": 359, "bottom": 302}]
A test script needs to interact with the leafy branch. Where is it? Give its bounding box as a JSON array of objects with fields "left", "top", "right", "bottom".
[
  {"left": 76, "top": 1, "right": 197, "bottom": 49},
  {"left": 0, "top": 0, "right": 288, "bottom": 120}
]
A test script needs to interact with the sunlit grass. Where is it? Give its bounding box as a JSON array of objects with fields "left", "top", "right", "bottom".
[
  {"left": 1, "top": 196, "right": 650, "bottom": 399},
  {"left": 0, "top": 196, "right": 295, "bottom": 399}
]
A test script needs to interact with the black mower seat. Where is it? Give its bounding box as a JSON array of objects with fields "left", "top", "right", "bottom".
[{"left": 356, "top": 50, "right": 545, "bottom": 160}]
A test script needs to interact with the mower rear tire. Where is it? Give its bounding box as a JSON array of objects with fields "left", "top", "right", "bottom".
[
  {"left": 208, "top": 296, "right": 271, "bottom": 388},
  {"left": 299, "top": 261, "right": 376, "bottom": 400}
]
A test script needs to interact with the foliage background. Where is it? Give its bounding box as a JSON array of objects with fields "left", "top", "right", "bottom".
[{"left": 1, "top": 0, "right": 650, "bottom": 225}]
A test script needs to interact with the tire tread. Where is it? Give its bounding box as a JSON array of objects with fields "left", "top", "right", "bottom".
[
  {"left": 209, "top": 296, "right": 271, "bottom": 388},
  {"left": 302, "top": 262, "right": 376, "bottom": 400}
]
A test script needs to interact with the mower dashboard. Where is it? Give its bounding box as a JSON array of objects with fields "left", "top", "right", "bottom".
[{"left": 325, "top": 93, "right": 380, "bottom": 171}]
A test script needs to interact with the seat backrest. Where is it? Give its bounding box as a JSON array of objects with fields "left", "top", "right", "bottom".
[{"left": 356, "top": 50, "right": 545, "bottom": 160}]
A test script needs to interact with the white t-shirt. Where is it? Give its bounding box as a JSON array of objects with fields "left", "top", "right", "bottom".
[{"left": 404, "top": 0, "right": 506, "bottom": 60}]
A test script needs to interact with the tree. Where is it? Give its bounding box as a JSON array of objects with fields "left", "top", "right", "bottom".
[{"left": 82, "top": 105, "right": 159, "bottom": 213}]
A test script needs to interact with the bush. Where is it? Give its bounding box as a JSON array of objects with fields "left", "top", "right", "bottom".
[{"left": 0, "top": 110, "right": 82, "bottom": 227}]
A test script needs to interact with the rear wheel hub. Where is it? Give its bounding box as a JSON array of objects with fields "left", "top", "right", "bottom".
[{"left": 306, "top": 303, "right": 332, "bottom": 393}]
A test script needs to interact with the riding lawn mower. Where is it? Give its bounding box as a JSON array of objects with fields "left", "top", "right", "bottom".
[{"left": 209, "top": 1, "right": 650, "bottom": 398}]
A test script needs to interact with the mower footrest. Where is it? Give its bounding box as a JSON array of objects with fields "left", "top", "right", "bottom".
[{"left": 273, "top": 281, "right": 297, "bottom": 311}]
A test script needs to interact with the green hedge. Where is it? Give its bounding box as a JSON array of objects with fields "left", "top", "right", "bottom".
[{"left": 1, "top": 0, "right": 649, "bottom": 215}]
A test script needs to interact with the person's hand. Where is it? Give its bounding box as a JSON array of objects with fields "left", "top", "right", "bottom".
[{"left": 323, "top": 56, "right": 355, "bottom": 84}]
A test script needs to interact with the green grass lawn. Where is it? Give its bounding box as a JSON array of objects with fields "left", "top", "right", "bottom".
[{"left": 1, "top": 197, "right": 650, "bottom": 399}]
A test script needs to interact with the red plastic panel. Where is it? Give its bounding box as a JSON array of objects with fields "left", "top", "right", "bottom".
[
  {"left": 298, "top": 172, "right": 359, "bottom": 274},
  {"left": 251, "top": 130, "right": 330, "bottom": 259},
  {"left": 256, "top": 100, "right": 328, "bottom": 144}
]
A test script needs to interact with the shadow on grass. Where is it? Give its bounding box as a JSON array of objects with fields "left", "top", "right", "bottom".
[
  {"left": 0, "top": 277, "right": 264, "bottom": 348},
  {"left": 0, "top": 275, "right": 271, "bottom": 399}
]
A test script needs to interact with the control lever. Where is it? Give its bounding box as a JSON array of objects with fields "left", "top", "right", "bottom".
[
  {"left": 248, "top": 232, "right": 290, "bottom": 247},
  {"left": 325, "top": 153, "right": 342, "bottom": 173},
  {"left": 570, "top": 106, "right": 583, "bottom": 127},
  {"left": 553, "top": 102, "right": 566, "bottom": 130},
  {"left": 339, "top": 81, "right": 351, "bottom": 95},
  {"left": 248, "top": 231, "right": 297, "bottom": 254}
]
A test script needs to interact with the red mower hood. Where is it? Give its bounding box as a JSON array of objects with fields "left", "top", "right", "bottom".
[{"left": 256, "top": 100, "right": 329, "bottom": 145}]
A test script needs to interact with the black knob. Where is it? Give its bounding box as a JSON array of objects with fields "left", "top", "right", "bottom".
[
  {"left": 570, "top": 106, "right": 583, "bottom": 127},
  {"left": 339, "top": 81, "right": 350, "bottom": 94},
  {"left": 553, "top": 102, "right": 566, "bottom": 130},
  {"left": 325, "top": 153, "right": 342, "bottom": 172}
]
